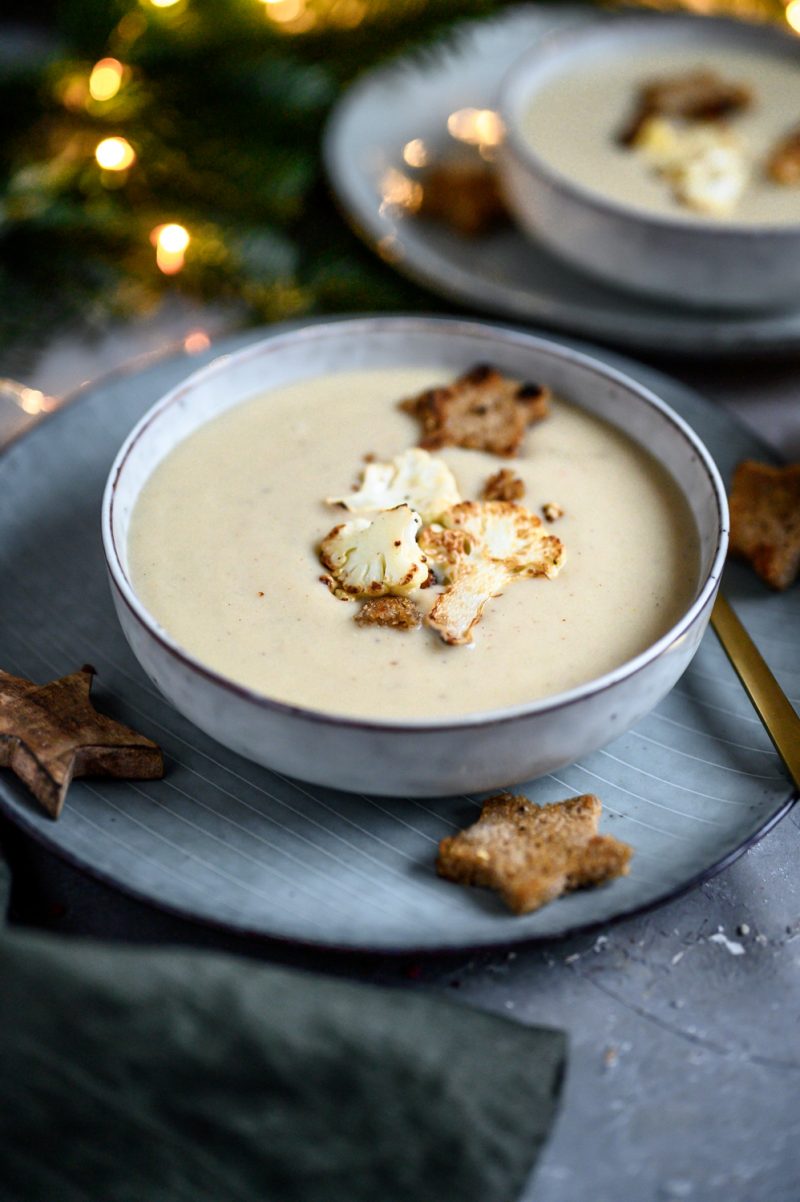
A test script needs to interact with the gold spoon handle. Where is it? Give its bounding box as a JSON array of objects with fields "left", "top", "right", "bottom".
[{"left": 711, "top": 593, "right": 800, "bottom": 791}]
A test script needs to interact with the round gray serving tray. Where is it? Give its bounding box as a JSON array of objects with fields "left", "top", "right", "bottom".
[
  {"left": 325, "top": 5, "right": 800, "bottom": 358},
  {"left": 0, "top": 325, "right": 796, "bottom": 952}
]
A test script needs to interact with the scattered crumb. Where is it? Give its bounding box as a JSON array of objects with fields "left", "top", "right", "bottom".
[
  {"left": 603, "top": 1046, "right": 619, "bottom": 1069},
  {"left": 355, "top": 596, "right": 421, "bottom": 630},
  {"left": 418, "top": 157, "right": 509, "bottom": 237},
  {"left": 737, "top": 923, "right": 750, "bottom": 937},
  {"left": 482, "top": 468, "right": 525, "bottom": 502},
  {"left": 436, "top": 792, "right": 632, "bottom": 915},
  {"left": 564, "top": 952, "right": 581, "bottom": 964},
  {"left": 709, "top": 931, "right": 745, "bottom": 956},
  {"left": 729, "top": 460, "right": 800, "bottom": 590},
  {"left": 400, "top": 363, "right": 550, "bottom": 457},
  {"left": 755, "top": 933, "right": 769, "bottom": 946},
  {"left": 671, "top": 950, "right": 685, "bottom": 966},
  {"left": 257, "top": 591, "right": 265, "bottom": 597},
  {"left": 542, "top": 501, "right": 564, "bottom": 523}
]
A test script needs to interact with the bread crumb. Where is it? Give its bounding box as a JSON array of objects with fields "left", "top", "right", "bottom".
[
  {"left": 482, "top": 468, "right": 525, "bottom": 502},
  {"left": 542, "top": 501, "right": 564, "bottom": 523},
  {"left": 354, "top": 596, "right": 421, "bottom": 630}
]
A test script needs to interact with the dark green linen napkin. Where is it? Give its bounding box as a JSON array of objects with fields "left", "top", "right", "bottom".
[{"left": 0, "top": 857, "right": 566, "bottom": 1202}]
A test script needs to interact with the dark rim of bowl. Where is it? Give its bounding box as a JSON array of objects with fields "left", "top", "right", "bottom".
[
  {"left": 102, "top": 314, "right": 729, "bottom": 734},
  {"left": 499, "top": 12, "right": 800, "bottom": 240}
]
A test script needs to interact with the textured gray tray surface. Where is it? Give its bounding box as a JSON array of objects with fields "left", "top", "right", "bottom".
[{"left": 0, "top": 328, "right": 795, "bottom": 950}]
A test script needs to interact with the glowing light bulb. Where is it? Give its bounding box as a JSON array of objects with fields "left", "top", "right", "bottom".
[
  {"left": 446, "top": 108, "right": 505, "bottom": 148},
  {"left": 402, "top": 139, "right": 428, "bottom": 169},
  {"left": 151, "top": 223, "right": 191, "bottom": 274},
  {"left": 149, "top": 0, "right": 182, "bottom": 8},
  {"left": 379, "top": 168, "right": 423, "bottom": 216},
  {"left": 95, "top": 136, "right": 136, "bottom": 170},
  {"left": 184, "top": 330, "right": 211, "bottom": 354},
  {"left": 787, "top": 0, "right": 800, "bottom": 33},
  {"left": 158, "top": 223, "right": 190, "bottom": 253},
  {"left": 89, "top": 58, "right": 124, "bottom": 102},
  {"left": 19, "top": 388, "right": 47, "bottom": 415},
  {"left": 263, "top": 0, "right": 304, "bottom": 22}
]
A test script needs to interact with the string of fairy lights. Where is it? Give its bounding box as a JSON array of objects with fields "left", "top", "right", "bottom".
[{"left": 49, "top": 0, "right": 426, "bottom": 281}]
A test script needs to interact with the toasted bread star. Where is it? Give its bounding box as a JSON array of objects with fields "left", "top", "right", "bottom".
[
  {"left": 400, "top": 364, "right": 550, "bottom": 457},
  {"left": 437, "top": 792, "right": 632, "bottom": 914},
  {"left": 418, "top": 157, "right": 509, "bottom": 238},
  {"left": 618, "top": 68, "right": 752, "bottom": 146},
  {"left": 419, "top": 500, "right": 565, "bottom": 644},
  {"left": 0, "top": 666, "right": 163, "bottom": 819},
  {"left": 729, "top": 460, "right": 800, "bottom": 590},
  {"left": 767, "top": 126, "right": 800, "bottom": 186}
]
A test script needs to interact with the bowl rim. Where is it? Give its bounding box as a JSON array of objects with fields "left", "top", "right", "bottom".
[
  {"left": 102, "top": 314, "right": 729, "bottom": 733},
  {"left": 499, "top": 11, "right": 800, "bottom": 240}
]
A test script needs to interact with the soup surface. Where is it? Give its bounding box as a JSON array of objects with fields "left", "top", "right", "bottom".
[
  {"left": 523, "top": 47, "right": 800, "bottom": 225},
  {"left": 128, "top": 368, "right": 699, "bottom": 720}
]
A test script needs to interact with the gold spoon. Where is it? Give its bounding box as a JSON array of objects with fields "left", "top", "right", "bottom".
[{"left": 711, "top": 593, "right": 800, "bottom": 790}]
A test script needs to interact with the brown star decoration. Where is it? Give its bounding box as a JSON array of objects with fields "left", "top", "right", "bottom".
[{"left": 0, "top": 665, "right": 163, "bottom": 819}]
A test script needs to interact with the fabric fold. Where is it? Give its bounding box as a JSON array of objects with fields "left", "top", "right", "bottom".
[{"left": 0, "top": 857, "right": 565, "bottom": 1202}]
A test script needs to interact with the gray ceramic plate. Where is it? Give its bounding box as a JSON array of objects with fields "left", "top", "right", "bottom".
[
  {"left": 325, "top": 5, "right": 800, "bottom": 357},
  {"left": 0, "top": 326, "right": 796, "bottom": 952}
]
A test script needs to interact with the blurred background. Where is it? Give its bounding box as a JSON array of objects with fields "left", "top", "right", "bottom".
[{"left": 0, "top": 0, "right": 797, "bottom": 415}]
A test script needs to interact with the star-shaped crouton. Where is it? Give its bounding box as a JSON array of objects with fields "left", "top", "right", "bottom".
[
  {"left": 618, "top": 68, "right": 752, "bottom": 146},
  {"left": 418, "top": 157, "right": 509, "bottom": 238},
  {"left": 400, "top": 364, "right": 550, "bottom": 457},
  {"left": 437, "top": 792, "right": 632, "bottom": 914},
  {"left": 729, "top": 460, "right": 800, "bottom": 590},
  {"left": 0, "top": 666, "right": 163, "bottom": 819},
  {"left": 419, "top": 500, "right": 565, "bottom": 644}
]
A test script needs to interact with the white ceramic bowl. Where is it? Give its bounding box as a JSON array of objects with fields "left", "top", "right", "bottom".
[
  {"left": 102, "top": 317, "right": 728, "bottom": 797},
  {"left": 498, "top": 15, "right": 800, "bottom": 310}
]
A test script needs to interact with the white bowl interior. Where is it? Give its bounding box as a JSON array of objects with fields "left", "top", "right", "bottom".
[{"left": 106, "top": 318, "right": 726, "bottom": 677}]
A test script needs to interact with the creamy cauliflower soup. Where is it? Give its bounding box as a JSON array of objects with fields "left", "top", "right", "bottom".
[
  {"left": 523, "top": 48, "right": 800, "bottom": 225},
  {"left": 128, "top": 368, "right": 699, "bottom": 720}
]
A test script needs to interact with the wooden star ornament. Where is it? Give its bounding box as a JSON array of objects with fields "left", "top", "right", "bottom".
[{"left": 0, "top": 666, "right": 163, "bottom": 819}]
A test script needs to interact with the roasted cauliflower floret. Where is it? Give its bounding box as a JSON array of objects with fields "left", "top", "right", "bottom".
[
  {"left": 327, "top": 448, "right": 460, "bottom": 524},
  {"left": 420, "top": 500, "right": 565, "bottom": 644},
  {"left": 633, "top": 116, "right": 748, "bottom": 216},
  {"left": 320, "top": 504, "right": 430, "bottom": 601}
]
